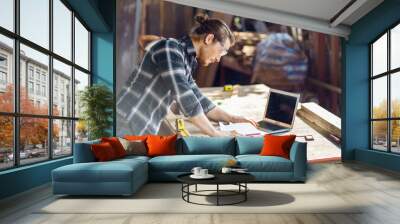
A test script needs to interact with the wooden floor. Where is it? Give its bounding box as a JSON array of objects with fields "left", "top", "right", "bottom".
[{"left": 1, "top": 161, "right": 400, "bottom": 224}]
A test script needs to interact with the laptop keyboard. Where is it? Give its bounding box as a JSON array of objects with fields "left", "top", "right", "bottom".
[{"left": 257, "top": 121, "right": 283, "bottom": 131}]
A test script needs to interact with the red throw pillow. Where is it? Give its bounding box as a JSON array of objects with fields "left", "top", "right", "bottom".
[
  {"left": 124, "top": 135, "right": 148, "bottom": 141},
  {"left": 146, "top": 134, "right": 177, "bottom": 157},
  {"left": 101, "top": 137, "right": 127, "bottom": 158},
  {"left": 259, "top": 134, "right": 296, "bottom": 159},
  {"left": 91, "top": 142, "right": 118, "bottom": 162}
]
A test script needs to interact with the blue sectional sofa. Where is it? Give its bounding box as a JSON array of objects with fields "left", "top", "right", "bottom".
[{"left": 52, "top": 137, "right": 307, "bottom": 196}]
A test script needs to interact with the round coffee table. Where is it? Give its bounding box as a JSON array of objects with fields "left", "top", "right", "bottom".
[{"left": 177, "top": 172, "right": 255, "bottom": 206}]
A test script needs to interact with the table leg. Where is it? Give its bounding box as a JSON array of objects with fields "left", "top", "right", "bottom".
[
  {"left": 217, "top": 184, "right": 219, "bottom": 206},
  {"left": 181, "top": 184, "right": 183, "bottom": 199},
  {"left": 245, "top": 183, "right": 247, "bottom": 201},
  {"left": 195, "top": 184, "right": 197, "bottom": 192},
  {"left": 187, "top": 184, "right": 190, "bottom": 202}
]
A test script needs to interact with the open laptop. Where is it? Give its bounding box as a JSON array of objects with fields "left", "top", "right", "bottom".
[{"left": 257, "top": 89, "right": 300, "bottom": 134}]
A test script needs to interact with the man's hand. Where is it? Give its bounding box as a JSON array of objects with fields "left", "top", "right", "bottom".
[
  {"left": 206, "top": 107, "right": 258, "bottom": 128},
  {"left": 230, "top": 115, "right": 259, "bottom": 128},
  {"left": 189, "top": 113, "right": 243, "bottom": 137}
]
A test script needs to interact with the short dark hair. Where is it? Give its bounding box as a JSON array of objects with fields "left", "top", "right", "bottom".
[{"left": 190, "top": 14, "right": 235, "bottom": 46}]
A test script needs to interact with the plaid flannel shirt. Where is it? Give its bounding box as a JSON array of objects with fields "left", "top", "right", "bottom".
[{"left": 117, "top": 36, "right": 216, "bottom": 135}]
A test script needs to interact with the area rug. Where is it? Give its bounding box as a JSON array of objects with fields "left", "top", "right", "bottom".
[{"left": 37, "top": 183, "right": 361, "bottom": 214}]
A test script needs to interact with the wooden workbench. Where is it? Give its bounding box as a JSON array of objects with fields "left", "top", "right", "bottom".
[{"left": 160, "top": 84, "right": 341, "bottom": 161}]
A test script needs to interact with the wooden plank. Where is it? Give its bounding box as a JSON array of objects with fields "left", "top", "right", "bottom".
[{"left": 297, "top": 102, "right": 341, "bottom": 138}]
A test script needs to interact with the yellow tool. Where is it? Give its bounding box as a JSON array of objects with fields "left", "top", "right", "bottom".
[
  {"left": 176, "top": 118, "right": 190, "bottom": 137},
  {"left": 223, "top": 84, "right": 233, "bottom": 92}
]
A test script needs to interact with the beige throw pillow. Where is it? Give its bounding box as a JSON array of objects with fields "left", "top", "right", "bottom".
[{"left": 118, "top": 137, "right": 147, "bottom": 156}]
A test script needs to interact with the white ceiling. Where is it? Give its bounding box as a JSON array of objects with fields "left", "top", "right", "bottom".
[
  {"left": 227, "top": 0, "right": 352, "bottom": 22},
  {"left": 165, "top": 0, "right": 384, "bottom": 38}
]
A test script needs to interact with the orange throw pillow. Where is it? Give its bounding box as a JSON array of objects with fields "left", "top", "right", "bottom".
[
  {"left": 124, "top": 135, "right": 148, "bottom": 141},
  {"left": 91, "top": 142, "right": 117, "bottom": 161},
  {"left": 101, "top": 137, "right": 127, "bottom": 158},
  {"left": 259, "top": 134, "right": 296, "bottom": 159},
  {"left": 146, "top": 135, "right": 177, "bottom": 157}
]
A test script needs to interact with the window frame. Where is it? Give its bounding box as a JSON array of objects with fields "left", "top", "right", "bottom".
[
  {"left": 0, "top": 0, "right": 92, "bottom": 171},
  {"left": 370, "top": 20, "right": 400, "bottom": 154}
]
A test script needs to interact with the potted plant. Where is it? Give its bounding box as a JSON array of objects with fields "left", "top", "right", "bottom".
[{"left": 79, "top": 84, "right": 113, "bottom": 140}]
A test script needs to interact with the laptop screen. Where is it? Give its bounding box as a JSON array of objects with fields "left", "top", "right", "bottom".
[{"left": 265, "top": 91, "right": 298, "bottom": 125}]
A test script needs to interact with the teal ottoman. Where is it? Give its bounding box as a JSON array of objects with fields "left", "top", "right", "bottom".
[{"left": 52, "top": 156, "right": 148, "bottom": 196}]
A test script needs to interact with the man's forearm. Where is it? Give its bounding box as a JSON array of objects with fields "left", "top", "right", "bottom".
[
  {"left": 206, "top": 106, "right": 233, "bottom": 123},
  {"left": 189, "top": 112, "right": 219, "bottom": 136}
]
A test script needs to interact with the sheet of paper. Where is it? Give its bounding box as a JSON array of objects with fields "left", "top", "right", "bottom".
[{"left": 219, "top": 122, "right": 265, "bottom": 136}]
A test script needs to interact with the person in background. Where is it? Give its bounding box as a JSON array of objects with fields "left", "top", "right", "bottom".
[{"left": 117, "top": 14, "right": 257, "bottom": 136}]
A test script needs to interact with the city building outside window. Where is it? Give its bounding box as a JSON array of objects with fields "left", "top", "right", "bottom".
[
  {"left": 36, "top": 83, "right": 40, "bottom": 95},
  {"left": 0, "top": 54, "right": 7, "bottom": 67},
  {"left": 28, "top": 67, "right": 34, "bottom": 80},
  {"left": 42, "top": 85, "right": 46, "bottom": 97},
  {"left": 0, "top": 71, "right": 7, "bottom": 86},
  {"left": 28, "top": 81, "right": 34, "bottom": 94}
]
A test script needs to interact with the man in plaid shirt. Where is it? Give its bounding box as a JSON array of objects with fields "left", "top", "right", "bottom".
[{"left": 117, "top": 16, "right": 256, "bottom": 136}]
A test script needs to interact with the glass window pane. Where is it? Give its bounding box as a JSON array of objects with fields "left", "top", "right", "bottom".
[
  {"left": 372, "top": 76, "right": 387, "bottom": 119},
  {"left": 0, "top": 0, "right": 14, "bottom": 31},
  {"left": 53, "top": 119, "right": 72, "bottom": 157},
  {"left": 0, "top": 116, "right": 14, "bottom": 170},
  {"left": 391, "top": 120, "right": 400, "bottom": 153},
  {"left": 20, "top": 0, "right": 49, "bottom": 49},
  {"left": 53, "top": 59, "right": 72, "bottom": 117},
  {"left": 20, "top": 44, "right": 49, "bottom": 115},
  {"left": 74, "top": 17, "right": 89, "bottom": 70},
  {"left": 391, "top": 24, "right": 400, "bottom": 70},
  {"left": 0, "top": 34, "right": 14, "bottom": 112},
  {"left": 74, "top": 69, "right": 89, "bottom": 118},
  {"left": 372, "top": 33, "right": 387, "bottom": 76},
  {"left": 53, "top": 0, "right": 72, "bottom": 60},
  {"left": 372, "top": 121, "right": 388, "bottom": 151},
  {"left": 20, "top": 117, "right": 49, "bottom": 165},
  {"left": 391, "top": 72, "right": 400, "bottom": 118},
  {"left": 75, "top": 120, "right": 88, "bottom": 143}
]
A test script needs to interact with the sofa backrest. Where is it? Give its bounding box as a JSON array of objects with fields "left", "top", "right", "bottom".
[
  {"left": 74, "top": 136, "right": 302, "bottom": 160},
  {"left": 73, "top": 139, "right": 100, "bottom": 163},
  {"left": 177, "top": 137, "right": 236, "bottom": 155},
  {"left": 235, "top": 137, "right": 264, "bottom": 155}
]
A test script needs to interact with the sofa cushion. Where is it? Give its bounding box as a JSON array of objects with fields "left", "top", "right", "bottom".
[
  {"left": 260, "top": 134, "right": 296, "bottom": 159},
  {"left": 124, "top": 135, "right": 148, "bottom": 141},
  {"left": 73, "top": 139, "right": 100, "bottom": 163},
  {"left": 52, "top": 158, "right": 147, "bottom": 183},
  {"left": 101, "top": 137, "right": 127, "bottom": 158},
  {"left": 148, "top": 154, "right": 235, "bottom": 172},
  {"left": 147, "top": 135, "right": 177, "bottom": 157},
  {"left": 115, "top": 155, "right": 150, "bottom": 163},
  {"left": 179, "top": 137, "right": 235, "bottom": 155},
  {"left": 119, "top": 138, "right": 147, "bottom": 156},
  {"left": 236, "top": 137, "right": 264, "bottom": 155},
  {"left": 236, "top": 155, "right": 293, "bottom": 172},
  {"left": 91, "top": 142, "right": 118, "bottom": 162}
]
